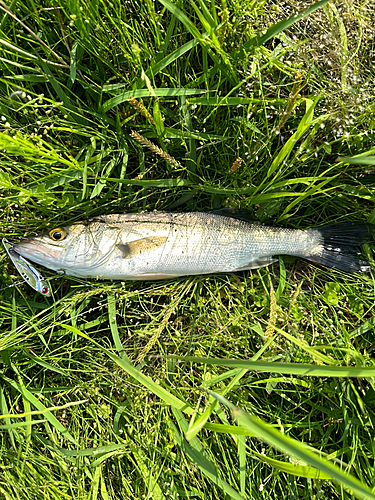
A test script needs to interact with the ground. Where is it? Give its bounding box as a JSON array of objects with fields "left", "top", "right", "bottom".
[{"left": 0, "top": 0, "right": 375, "bottom": 499}]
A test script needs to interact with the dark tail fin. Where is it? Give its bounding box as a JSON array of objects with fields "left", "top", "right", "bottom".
[{"left": 305, "top": 222, "right": 374, "bottom": 272}]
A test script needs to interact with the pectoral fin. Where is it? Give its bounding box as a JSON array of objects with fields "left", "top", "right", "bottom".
[{"left": 117, "top": 236, "right": 168, "bottom": 259}]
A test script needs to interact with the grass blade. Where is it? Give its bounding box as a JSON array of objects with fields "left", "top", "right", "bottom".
[
  {"left": 0, "top": 384, "right": 16, "bottom": 449},
  {"left": 235, "top": 0, "right": 332, "bottom": 56},
  {"left": 339, "top": 156, "right": 375, "bottom": 165},
  {"left": 172, "top": 408, "right": 245, "bottom": 500},
  {"left": 252, "top": 451, "right": 332, "bottom": 480},
  {"left": 238, "top": 435, "right": 246, "bottom": 496},
  {"left": 210, "top": 392, "right": 375, "bottom": 500},
  {"left": 59, "top": 324, "right": 194, "bottom": 415},
  {"left": 102, "top": 88, "right": 207, "bottom": 113},
  {"left": 107, "top": 294, "right": 130, "bottom": 362},
  {"left": 1, "top": 374, "right": 78, "bottom": 445},
  {"left": 170, "top": 357, "right": 375, "bottom": 378},
  {"left": 70, "top": 41, "right": 78, "bottom": 83}
]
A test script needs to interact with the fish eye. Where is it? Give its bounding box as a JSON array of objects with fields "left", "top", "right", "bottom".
[{"left": 49, "top": 228, "right": 67, "bottom": 241}]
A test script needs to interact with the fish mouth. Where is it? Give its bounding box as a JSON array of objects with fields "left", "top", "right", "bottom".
[{"left": 13, "top": 238, "right": 64, "bottom": 265}]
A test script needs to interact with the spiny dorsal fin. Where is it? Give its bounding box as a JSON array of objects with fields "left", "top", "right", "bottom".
[{"left": 212, "top": 208, "right": 260, "bottom": 224}]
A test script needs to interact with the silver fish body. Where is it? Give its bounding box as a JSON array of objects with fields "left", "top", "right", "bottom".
[{"left": 12, "top": 212, "right": 373, "bottom": 279}]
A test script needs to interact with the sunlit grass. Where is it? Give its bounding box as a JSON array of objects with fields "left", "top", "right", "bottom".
[{"left": 1, "top": 0, "right": 375, "bottom": 499}]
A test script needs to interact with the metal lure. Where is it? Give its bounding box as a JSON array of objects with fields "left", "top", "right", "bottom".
[{"left": 2, "top": 239, "right": 51, "bottom": 296}]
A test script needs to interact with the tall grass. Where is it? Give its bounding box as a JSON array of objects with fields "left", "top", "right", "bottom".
[{"left": 1, "top": 0, "right": 375, "bottom": 498}]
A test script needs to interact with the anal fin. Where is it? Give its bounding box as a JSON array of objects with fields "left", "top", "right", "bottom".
[
  {"left": 233, "top": 256, "right": 277, "bottom": 271},
  {"left": 132, "top": 272, "right": 182, "bottom": 280}
]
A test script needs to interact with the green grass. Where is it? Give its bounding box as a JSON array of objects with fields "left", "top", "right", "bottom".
[{"left": 1, "top": 0, "right": 375, "bottom": 498}]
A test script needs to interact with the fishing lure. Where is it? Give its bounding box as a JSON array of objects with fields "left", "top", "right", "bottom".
[{"left": 2, "top": 239, "right": 51, "bottom": 296}]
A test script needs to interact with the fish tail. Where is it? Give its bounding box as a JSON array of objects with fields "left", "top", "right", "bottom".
[{"left": 305, "top": 222, "right": 374, "bottom": 272}]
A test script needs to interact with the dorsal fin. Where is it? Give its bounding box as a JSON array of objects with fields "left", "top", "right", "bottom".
[{"left": 212, "top": 208, "right": 260, "bottom": 223}]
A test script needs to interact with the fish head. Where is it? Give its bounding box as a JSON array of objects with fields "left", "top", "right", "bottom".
[{"left": 13, "top": 221, "right": 115, "bottom": 275}]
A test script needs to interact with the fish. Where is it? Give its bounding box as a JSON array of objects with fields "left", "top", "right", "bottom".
[{"left": 12, "top": 209, "right": 374, "bottom": 281}]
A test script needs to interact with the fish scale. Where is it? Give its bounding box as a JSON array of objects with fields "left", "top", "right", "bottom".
[
  {"left": 11, "top": 212, "right": 374, "bottom": 281},
  {"left": 106, "top": 214, "right": 280, "bottom": 276}
]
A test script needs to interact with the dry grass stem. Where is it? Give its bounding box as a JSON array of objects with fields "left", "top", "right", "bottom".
[
  {"left": 265, "top": 284, "right": 277, "bottom": 339},
  {"left": 276, "top": 74, "right": 306, "bottom": 133},
  {"left": 228, "top": 156, "right": 242, "bottom": 174},
  {"left": 130, "top": 130, "right": 182, "bottom": 168},
  {"left": 128, "top": 96, "right": 155, "bottom": 125}
]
